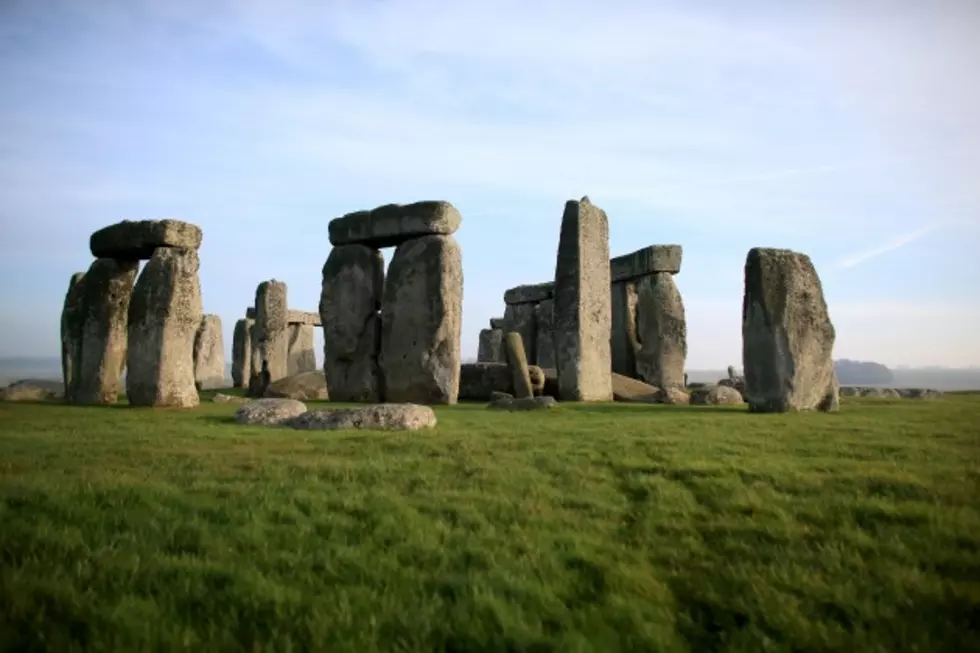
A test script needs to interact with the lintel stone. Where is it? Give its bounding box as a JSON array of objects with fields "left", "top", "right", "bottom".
[
  {"left": 328, "top": 200, "right": 461, "bottom": 248},
  {"left": 610, "top": 245, "right": 682, "bottom": 282},
  {"left": 504, "top": 282, "right": 554, "bottom": 305},
  {"left": 90, "top": 219, "right": 202, "bottom": 260}
]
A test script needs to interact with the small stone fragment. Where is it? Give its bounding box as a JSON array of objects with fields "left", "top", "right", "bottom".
[{"left": 263, "top": 370, "right": 329, "bottom": 401}]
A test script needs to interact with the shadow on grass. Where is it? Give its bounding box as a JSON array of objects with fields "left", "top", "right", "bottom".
[{"left": 196, "top": 415, "right": 239, "bottom": 426}]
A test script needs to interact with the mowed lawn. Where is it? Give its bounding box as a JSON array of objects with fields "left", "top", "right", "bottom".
[{"left": 1, "top": 393, "right": 979, "bottom": 653}]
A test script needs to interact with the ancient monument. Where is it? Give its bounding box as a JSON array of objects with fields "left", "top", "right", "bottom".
[
  {"left": 320, "top": 201, "right": 463, "bottom": 405},
  {"left": 741, "top": 247, "right": 839, "bottom": 412},
  {"left": 61, "top": 219, "right": 205, "bottom": 407},
  {"left": 193, "top": 314, "right": 225, "bottom": 390},
  {"left": 237, "top": 285, "right": 320, "bottom": 393}
]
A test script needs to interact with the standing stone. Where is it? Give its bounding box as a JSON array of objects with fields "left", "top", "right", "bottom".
[
  {"left": 634, "top": 272, "right": 687, "bottom": 390},
  {"left": 320, "top": 245, "right": 385, "bottom": 402},
  {"left": 505, "top": 332, "right": 534, "bottom": 399},
  {"left": 477, "top": 328, "right": 505, "bottom": 363},
  {"left": 255, "top": 280, "right": 289, "bottom": 383},
  {"left": 535, "top": 298, "right": 556, "bottom": 369},
  {"left": 381, "top": 234, "right": 463, "bottom": 404},
  {"left": 231, "top": 318, "right": 252, "bottom": 388},
  {"left": 503, "top": 302, "right": 537, "bottom": 364},
  {"left": 60, "top": 272, "right": 86, "bottom": 402},
  {"left": 193, "top": 314, "right": 225, "bottom": 390},
  {"left": 126, "top": 247, "right": 202, "bottom": 407},
  {"left": 287, "top": 324, "right": 318, "bottom": 376},
  {"left": 742, "top": 247, "right": 839, "bottom": 413},
  {"left": 553, "top": 197, "right": 612, "bottom": 402},
  {"left": 610, "top": 280, "right": 639, "bottom": 377},
  {"left": 72, "top": 259, "right": 139, "bottom": 404}
]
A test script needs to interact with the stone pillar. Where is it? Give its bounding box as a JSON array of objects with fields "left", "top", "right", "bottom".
[
  {"left": 610, "top": 280, "right": 639, "bottom": 377},
  {"left": 477, "top": 328, "right": 505, "bottom": 363},
  {"left": 634, "top": 272, "right": 687, "bottom": 390},
  {"left": 193, "top": 314, "right": 225, "bottom": 390},
  {"left": 126, "top": 247, "right": 202, "bottom": 407},
  {"left": 287, "top": 323, "right": 318, "bottom": 376},
  {"left": 231, "top": 318, "right": 252, "bottom": 388},
  {"left": 72, "top": 259, "right": 138, "bottom": 404},
  {"left": 505, "top": 332, "right": 533, "bottom": 398},
  {"left": 255, "top": 280, "right": 289, "bottom": 383},
  {"left": 553, "top": 196, "right": 612, "bottom": 401},
  {"left": 534, "top": 297, "right": 556, "bottom": 370},
  {"left": 60, "top": 272, "right": 86, "bottom": 403}
]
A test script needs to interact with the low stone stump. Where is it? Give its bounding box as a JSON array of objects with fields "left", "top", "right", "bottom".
[{"left": 288, "top": 404, "right": 437, "bottom": 431}]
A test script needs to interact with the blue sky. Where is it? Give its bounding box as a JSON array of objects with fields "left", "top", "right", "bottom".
[{"left": 1, "top": 0, "right": 978, "bottom": 368}]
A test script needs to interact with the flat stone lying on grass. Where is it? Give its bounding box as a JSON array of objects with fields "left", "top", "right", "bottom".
[
  {"left": 288, "top": 404, "right": 436, "bottom": 431},
  {"left": 0, "top": 379, "right": 65, "bottom": 402},
  {"left": 212, "top": 393, "right": 248, "bottom": 404},
  {"left": 611, "top": 372, "right": 661, "bottom": 403},
  {"left": 263, "top": 370, "right": 329, "bottom": 401},
  {"left": 690, "top": 385, "right": 744, "bottom": 406},
  {"left": 488, "top": 396, "right": 559, "bottom": 411},
  {"left": 235, "top": 398, "right": 308, "bottom": 425}
]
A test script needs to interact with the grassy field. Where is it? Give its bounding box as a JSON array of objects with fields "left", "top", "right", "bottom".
[{"left": 1, "top": 393, "right": 978, "bottom": 653}]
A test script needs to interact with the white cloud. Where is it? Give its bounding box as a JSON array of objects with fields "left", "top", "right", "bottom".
[{"left": 833, "top": 225, "right": 939, "bottom": 270}]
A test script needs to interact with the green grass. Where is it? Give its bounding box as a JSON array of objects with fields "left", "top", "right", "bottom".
[{"left": 1, "top": 393, "right": 979, "bottom": 653}]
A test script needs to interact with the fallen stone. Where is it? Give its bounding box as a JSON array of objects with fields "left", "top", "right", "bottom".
[
  {"left": 254, "top": 280, "right": 290, "bottom": 384},
  {"left": 90, "top": 219, "right": 202, "bottom": 260},
  {"left": 634, "top": 272, "right": 687, "bottom": 391},
  {"left": 504, "top": 282, "right": 554, "bottom": 305},
  {"left": 193, "top": 314, "right": 225, "bottom": 390},
  {"left": 742, "top": 248, "right": 839, "bottom": 412},
  {"left": 212, "top": 393, "right": 247, "bottom": 404},
  {"left": 553, "top": 197, "right": 613, "bottom": 401},
  {"left": 320, "top": 244, "right": 385, "bottom": 402},
  {"left": 235, "top": 398, "right": 308, "bottom": 425},
  {"left": 264, "top": 370, "right": 329, "bottom": 401},
  {"left": 609, "top": 245, "right": 683, "bottom": 282},
  {"left": 287, "top": 403, "right": 437, "bottom": 431},
  {"left": 503, "top": 302, "right": 537, "bottom": 365},
  {"left": 860, "top": 387, "right": 902, "bottom": 399},
  {"left": 535, "top": 298, "right": 556, "bottom": 369},
  {"left": 0, "top": 379, "right": 65, "bottom": 402},
  {"left": 381, "top": 234, "right": 463, "bottom": 404},
  {"left": 610, "top": 280, "right": 639, "bottom": 378},
  {"left": 286, "top": 324, "right": 318, "bottom": 376},
  {"left": 329, "top": 200, "right": 462, "bottom": 248},
  {"left": 126, "top": 247, "right": 202, "bottom": 407},
  {"left": 73, "top": 258, "right": 139, "bottom": 405},
  {"left": 231, "top": 318, "right": 253, "bottom": 389},
  {"left": 477, "top": 328, "right": 505, "bottom": 363},
  {"left": 488, "top": 395, "right": 559, "bottom": 411},
  {"left": 505, "top": 332, "right": 534, "bottom": 399},
  {"left": 458, "top": 362, "right": 545, "bottom": 400},
  {"left": 690, "top": 385, "right": 744, "bottom": 406},
  {"left": 657, "top": 388, "right": 690, "bottom": 405},
  {"left": 611, "top": 373, "right": 661, "bottom": 403},
  {"left": 60, "top": 272, "right": 86, "bottom": 403},
  {"left": 489, "top": 317, "right": 506, "bottom": 329}
]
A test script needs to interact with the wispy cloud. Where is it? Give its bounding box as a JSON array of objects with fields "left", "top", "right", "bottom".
[{"left": 834, "top": 225, "right": 939, "bottom": 270}]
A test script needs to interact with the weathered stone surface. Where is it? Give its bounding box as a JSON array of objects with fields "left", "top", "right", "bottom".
[
  {"left": 254, "top": 280, "right": 289, "bottom": 384},
  {"left": 505, "top": 332, "right": 534, "bottom": 399},
  {"left": 488, "top": 395, "right": 558, "bottom": 411},
  {"left": 534, "top": 298, "right": 556, "bottom": 369},
  {"left": 212, "top": 393, "right": 247, "bottom": 404},
  {"left": 235, "top": 398, "right": 308, "bottom": 425},
  {"left": 248, "top": 307, "right": 322, "bottom": 326},
  {"left": 742, "top": 248, "right": 839, "bottom": 413},
  {"left": 611, "top": 373, "right": 661, "bottom": 403},
  {"left": 288, "top": 404, "right": 437, "bottom": 431},
  {"left": 286, "top": 324, "right": 317, "bottom": 376},
  {"left": 657, "top": 388, "right": 690, "bottom": 405},
  {"left": 839, "top": 386, "right": 861, "bottom": 398},
  {"left": 90, "top": 219, "right": 202, "bottom": 260},
  {"left": 610, "top": 245, "right": 682, "bottom": 282},
  {"left": 60, "top": 272, "right": 86, "bottom": 403},
  {"left": 553, "top": 197, "right": 613, "bottom": 402},
  {"left": 231, "top": 318, "right": 253, "bottom": 389},
  {"left": 193, "top": 314, "right": 225, "bottom": 390},
  {"left": 489, "top": 317, "right": 506, "bottom": 329},
  {"left": 381, "top": 234, "right": 463, "bottom": 405},
  {"left": 540, "top": 367, "right": 559, "bottom": 398},
  {"left": 264, "top": 370, "right": 329, "bottom": 401},
  {"left": 504, "top": 282, "right": 554, "bottom": 305},
  {"left": 635, "top": 272, "right": 687, "bottom": 390},
  {"left": 73, "top": 258, "right": 139, "bottom": 405},
  {"left": 610, "top": 280, "right": 639, "bottom": 378},
  {"left": 321, "top": 244, "right": 384, "bottom": 402},
  {"left": 898, "top": 388, "right": 942, "bottom": 399},
  {"left": 0, "top": 379, "right": 65, "bottom": 402},
  {"left": 858, "top": 387, "right": 901, "bottom": 399},
  {"left": 690, "top": 385, "right": 744, "bottom": 405},
  {"left": 528, "top": 366, "right": 545, "bottom": 395},
  {"left": 329, "top": 200, "right": 461, "bottom": 248},
  {"left": 503, "top": 302, "right": 537, "bottom": 365},
  {"left": 477, "top": 328, "right": 505, "bottom": 363},
  {"left": 458, "top": 362, "right": 544, "bottom": 400},
  {"left": 490, "top": 390, "right": 513, "bottom": 402},
  {"left": 247, "top": 360, "right": 271, "bottom": 399},
  {"left": 126, "top": 247, "right": 202, "bottom": 407}
]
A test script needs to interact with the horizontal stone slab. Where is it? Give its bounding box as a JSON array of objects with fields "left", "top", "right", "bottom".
[
  {"left": 246, "top": 307, "right": 321, "bottom": 325},
  {"left": 504, "top": 282, "right": 554, "bottom": 305},
  {"left": 328, "top": 200, "right": 461, "bottom": 248},
  {"left": 610, "top": 245, "right": 682, "bottom": 281},
  {"left": 489, "top": 317, "right": 505, "bottom": 329},
  {"left": 90, "top": 219, "right": 202, "bottom": 260}
]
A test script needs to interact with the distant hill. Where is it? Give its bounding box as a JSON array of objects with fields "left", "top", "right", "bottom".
[{"left": 834, "top": 359, "right": 894, "bottom": 386}]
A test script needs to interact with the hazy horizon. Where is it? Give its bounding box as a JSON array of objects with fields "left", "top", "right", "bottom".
[{"left": 2, "top": 0, "right": 979, "bottom": 369}]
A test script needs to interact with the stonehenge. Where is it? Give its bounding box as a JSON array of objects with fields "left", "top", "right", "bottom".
[
  {"left": 321, "top": 201, "right": 463, "bottom": 405},
  {"left": 59, "top": 219, "right": 206, "bottom": 407},
  {"left": 231, "top": 318, "right": 253, "bottom": 388},
  {"left": 193, "top": 314, "right": 225, "bottom": 390},
  {"left": 741, "top": 247, "right": 839, "bottom": 413}
]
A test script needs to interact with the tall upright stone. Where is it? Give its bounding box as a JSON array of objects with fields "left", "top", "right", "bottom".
[
  {"left": 126, "top": 247, "right": 202, "bottom": 407},
  {"left": 381, "top": 234, "right": 463, "bottom": 404},
  {"left": 193, "top": 314, "right": 225, "bottom": 390},
  {"left": 477, "top": 328, "right": 505, "bottom": 363},
  {"left": 553, "top": 197, "right": 612, "bottom": 401},
  {"left": 254, "top": 280, "right": 289, "bottom": 383},
  {"left": 231, "top": 318, "right": 252, "bottom": 388},
  {"left": 287, "top": 324, "right": 318, "bottom": 376},
  {"left": 504, "top": 332, "right": 534, "bottom": 399},
  {"left": 535, "top": 298, "right": 556, "bottom": 369},
  {"left": 634, "top": 272, "right": 687, "bottom": 390},
  {"left": 60, "top": 272, "right": 86, "bottom": 402},
  {"left": 320, "top": 245, "right": 385, "bottom": 401},
  {"left": 742, "top": 247, "right": 839, "bottom": 413}
]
